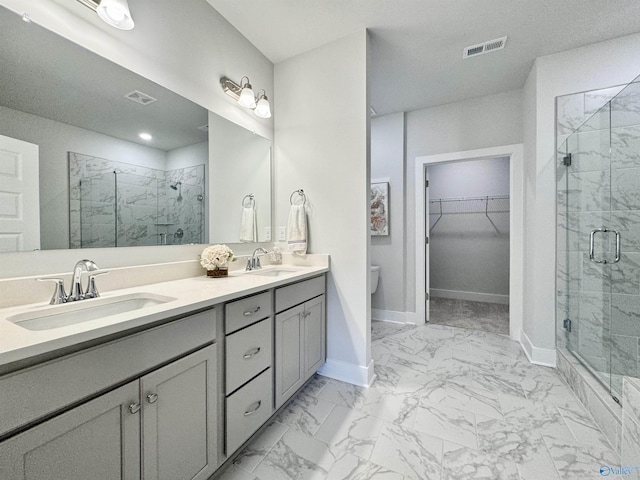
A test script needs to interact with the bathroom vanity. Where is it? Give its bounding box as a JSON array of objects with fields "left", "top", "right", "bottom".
[{"left": 0, "top": 264, "right": 327, "bottom": 479}]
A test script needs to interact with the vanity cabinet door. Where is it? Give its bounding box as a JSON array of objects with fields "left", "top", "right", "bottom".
[
  {"left": 141, "top": 344, "right": 217, "bottom": 480},
  {"left": 275, "top": 304, "right": 305, "bottom": 409},
  {"left": 0, "top": 382, "right": 140, "bottom": 480},
  {"left": 303, "top": 295, "right": 326, "bottom": 381}
]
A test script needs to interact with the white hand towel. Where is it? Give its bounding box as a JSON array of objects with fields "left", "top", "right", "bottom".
[
  {"left": 239, "top": 206, "right": 257, "bottom": 242},
  {"left": 287, "top": 204, "right": 307, "bottom": 255}
]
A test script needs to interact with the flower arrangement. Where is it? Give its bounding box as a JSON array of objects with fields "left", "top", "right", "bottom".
[{"left": 199, "top": 244, "right": 234, "bottom": 277}]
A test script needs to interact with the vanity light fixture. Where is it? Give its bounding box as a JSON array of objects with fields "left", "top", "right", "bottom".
[
  {"left": 97, "top": 0, "right": 135, "bottom": 30},
  {"left": 238, "top": 77, "right": 257, "bottom": 108},
  {"left": 75, "top": 0, "right": 135, "bottom": 31},
  {"left": 254, "top": 90, "right": 272, "bottom": 119},
  {"left": 220, "top": 76, "right": 271, "bottom": 119}
]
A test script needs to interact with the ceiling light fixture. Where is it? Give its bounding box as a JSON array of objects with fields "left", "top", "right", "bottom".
[
  {"left": 138, "top": 132, "right": 152, "bottom": 141},
  {"left": 221, "top": 76, "right": 271, "bottom": 119}
]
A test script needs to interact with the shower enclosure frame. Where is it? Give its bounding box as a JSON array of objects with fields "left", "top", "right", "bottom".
[{"left": 556, "top": 73, "right": 640, "bottom": 404}]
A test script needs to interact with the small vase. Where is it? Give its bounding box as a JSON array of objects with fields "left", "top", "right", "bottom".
[{"left": 207, "top": 267, "right": 228, "bottom": 278}]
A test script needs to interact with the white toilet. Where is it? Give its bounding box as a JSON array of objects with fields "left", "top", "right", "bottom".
[{"left": 371, "top": 265, "right": 380, "bottom": 294}]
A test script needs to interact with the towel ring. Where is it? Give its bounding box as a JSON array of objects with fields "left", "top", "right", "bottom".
[
  {"left": 290, "top": 189, "right": 306, "bottom": 205},
  {"left": 242, "top": 194, "right": 255, "bottom": 208}
]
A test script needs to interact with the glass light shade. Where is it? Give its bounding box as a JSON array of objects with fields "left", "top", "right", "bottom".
[
  {"left": 97, "top": 0, "right": 135, "bottom": 30},
  {"left": 254, "top": 96, "right": 271, "bottom": 118},
  {"left": 238, "top": 86, "right": 256, "bottom": 108}
]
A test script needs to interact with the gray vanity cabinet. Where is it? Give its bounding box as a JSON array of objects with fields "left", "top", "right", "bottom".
[
  {"left": 0, "top": 310, "right": 219, "bottom": 480},
  {"left": 0, "top": 344, "right": 217, "bottom": 480},
  {"left": 140, "top": 344, "right": 218, "bottom": 480},
  {"left": 275, "top": 276, "right": 326, "bottom": 409},
  {"left": 0, "top": 381, "right": 141, "bottom": 480}
]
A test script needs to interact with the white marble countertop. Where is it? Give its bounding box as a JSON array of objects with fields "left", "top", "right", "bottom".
[{"left": 0, "top": 262, "right": 329, "bottom": 368}]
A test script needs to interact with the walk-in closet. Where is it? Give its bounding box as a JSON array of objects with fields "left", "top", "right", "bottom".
[{"left": 427, "top": 156, "right": 510, "bottom": 334}]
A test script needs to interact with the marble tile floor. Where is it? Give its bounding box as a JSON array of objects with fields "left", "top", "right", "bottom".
[
  {"left": 218, "top": 323, "right": 619, "bottom": 480},
  {"left": 429, "top": 297, "right": 510, "bottom": 336}
]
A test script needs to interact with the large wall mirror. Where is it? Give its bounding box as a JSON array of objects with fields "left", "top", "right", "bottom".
[{"left": 0, "top": 6, "right": 271, "bottom": 253}]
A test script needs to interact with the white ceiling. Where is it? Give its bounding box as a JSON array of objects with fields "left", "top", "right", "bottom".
[{"left": 208, "top": 0, "right": 640, "bottom": 116}]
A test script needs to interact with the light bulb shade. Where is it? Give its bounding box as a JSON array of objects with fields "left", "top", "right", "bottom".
[
  {"left": 254, "top": 95, "right": 271, "bottom": 118},
  {"left": 238, "top": 85, "right": 256, "bottom": 108},
  {"left": 97, "top": 0, "right": 135, "bottom": 30}
]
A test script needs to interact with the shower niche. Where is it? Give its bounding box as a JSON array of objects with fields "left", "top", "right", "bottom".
[{"left": 69, "top": 152, "right": 205, "bottom": 248}]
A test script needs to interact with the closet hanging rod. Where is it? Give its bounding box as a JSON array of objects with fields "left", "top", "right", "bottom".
[
  {"left": 429, "top": 194, "right": 509, "bottom": 203},
  {"left": 428, "top": 195, "right": 509, "bottom": 235}
]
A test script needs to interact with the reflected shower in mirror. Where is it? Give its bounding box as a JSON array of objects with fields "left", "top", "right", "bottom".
[{"left": 0, "top": 6, "right": 271, "bottom": 252}]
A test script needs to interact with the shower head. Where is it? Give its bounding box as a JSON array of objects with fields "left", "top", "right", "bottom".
[{"left": 169, "top": 181, "right": 181, "bottom": 190}]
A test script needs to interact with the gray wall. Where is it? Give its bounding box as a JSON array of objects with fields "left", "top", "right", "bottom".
[
  {"left": 368, "top": 90, "right": 523, "bottom": 318},
  {"left": 371, "top": 113, "right": 405, "bottom": 314},
  {"left": 428, "top": 157, "right": 510, "bottom": 302}
]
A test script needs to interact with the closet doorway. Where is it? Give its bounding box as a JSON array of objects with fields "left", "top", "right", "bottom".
[
  {"left": 414, "top": 144, "right": 524, "bottom": 342},
  {"left": 427, "top": 157, "right": 510, "bottom": 334}
]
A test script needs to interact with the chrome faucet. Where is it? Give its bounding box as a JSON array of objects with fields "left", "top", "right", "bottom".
[
  {"left": 37, "top": 259, "right": 108, "bottom": 305},
  {"left": 69, "top": 259, "right": 100, "bottom": 301},
  {"left": 246, "top": 248, "right": 269, "bottom": 271}
]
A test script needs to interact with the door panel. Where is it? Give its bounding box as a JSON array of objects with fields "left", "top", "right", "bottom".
[
  {"left": 0, "top": 382, "right": 140, "bottom": 480},
  {"left": 141, "top": 345, "right": 217, "bottom": 480},
  {"left": 0, "top": 134, "right": 39, "bottom": 252}
]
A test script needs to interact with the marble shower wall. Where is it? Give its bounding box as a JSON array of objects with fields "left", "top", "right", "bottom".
[
  {"left": 69, "top": 153, "right": 204, "bottom": 248},
  {"left": 556, "top": 79, "right": 640, "bottom": 398}
]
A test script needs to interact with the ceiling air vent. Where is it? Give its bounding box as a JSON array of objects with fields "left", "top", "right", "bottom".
[
  {"left": 463, "top": 36, "right": 507, "bottom": 59},
  {"left": 124, "top": 90, "right": 158, "bottom": 106}
]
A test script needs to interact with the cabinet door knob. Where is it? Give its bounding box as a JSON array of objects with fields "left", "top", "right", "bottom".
[
  {"left": 146, "top": 393, "right": 158, "bottom": 404},
  {"left": 243, "top": 347, "right": 261, "bottom": 359},
  {"left": 128, "top": 403, "right": 141, "bottom": 414},
  {"left": 244, "top": 400, "right": 262, "bottom": 416},
  {"left": 243, "top": 306, "right": 261, "bottom": 316}
]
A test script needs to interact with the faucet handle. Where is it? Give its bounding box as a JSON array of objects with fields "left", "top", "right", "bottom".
[
  {"left": 85, "top": 271, "right": 109, "bottom": 299},
  {"left": 36, "top": 277, "right": 68, "bottom": 305}
]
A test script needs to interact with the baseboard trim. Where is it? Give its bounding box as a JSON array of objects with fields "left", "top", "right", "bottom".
[
  {"left": 520, "top": 330, "right": 556, "bottom": 367},
  {"left": 318, "top": 358, "right": 376, "bottom": 387},
  {"left": 431, "top": 288, "right": 509, "bottom": 305},
  {"left": 371, "top": 308, "right": 409, "bottom": 324}
]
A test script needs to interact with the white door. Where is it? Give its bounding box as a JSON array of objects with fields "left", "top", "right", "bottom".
[
  {"left": 0, "top": 134, "right": 40, "bottom": 252},
  {"left": 424, "top": 167, "right": 430, "bottom": 322}
]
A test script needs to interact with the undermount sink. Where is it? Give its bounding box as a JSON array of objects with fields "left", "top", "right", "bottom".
[
  {"left": 8, "top": 293, "right": 176, "bottom": 331},
  {"left": 246, "top": 268, "right": 298, "bottom": 277}
]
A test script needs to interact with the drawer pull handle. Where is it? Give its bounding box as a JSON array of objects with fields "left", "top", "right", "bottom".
[
  {"left": 243, "top": 347, "right": 262, "bottom": 359},
  {"left": 147, "top": 393, "right": 158, "bottom": 404},
  {"left": 129, "top": 403, "right": 141, "bottom": 414},
  {"left": 243, "top": 306, "right": 261, "bottom": 316},
  {"left": 244, "top": 400, "right": 262, "bottom": 416}
]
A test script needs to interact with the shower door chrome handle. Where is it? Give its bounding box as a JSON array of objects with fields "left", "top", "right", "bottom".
[
  {"left": 589, "top": 228, "right": 621, "bottom": 264},
  {"left": 614, "top": 230, "right": 621, "bottom": 263},
  {"left": 589, "top": 228, "right": 608, "bottom": 264}
]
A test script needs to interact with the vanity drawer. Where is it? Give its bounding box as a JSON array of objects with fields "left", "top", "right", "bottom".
[
  {"left": 0, "top": 309, "right": 216, "bottom": 438},
  {"left": 225, "top": 291, "right": 272, "bottom": 334},
  {"left": 275, "top": 275, "right": 325, "bottom": 313},
  {"left": 226, "top": 368, "right": 273, "bottom": 454},
  {"left": 226, "top": 317, "right": 272, "bottom": 394}
]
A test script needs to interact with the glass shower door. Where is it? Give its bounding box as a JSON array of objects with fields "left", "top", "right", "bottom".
[
  {"left": 609, "top": 77, "right": 640, "bottom": 399},
  {"left": 562, "top": 100, "right": 614, "bottom": 395}
]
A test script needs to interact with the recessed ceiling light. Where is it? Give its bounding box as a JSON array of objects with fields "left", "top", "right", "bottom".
[{"left": 139, "top": 132, "right": 152, "bottom": 141}]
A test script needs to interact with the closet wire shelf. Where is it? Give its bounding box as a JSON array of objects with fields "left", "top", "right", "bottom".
[{"left": 429, "top": 195, "right": 509, "bottom": 235}]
